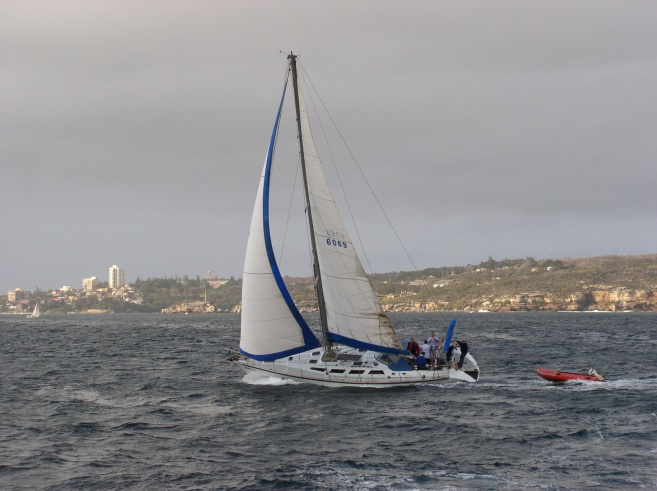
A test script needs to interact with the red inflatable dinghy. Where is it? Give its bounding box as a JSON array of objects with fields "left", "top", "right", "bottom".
[{"left": 536, "top": 367, "right": 605, "bottom": 382}]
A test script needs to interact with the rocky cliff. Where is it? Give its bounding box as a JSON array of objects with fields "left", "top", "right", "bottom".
[
  {"left": 161, "top": 301, "right": 218, "bottom": 314},
  {"left": 466, "top": 286, "right": 656, "bottom": 312}
]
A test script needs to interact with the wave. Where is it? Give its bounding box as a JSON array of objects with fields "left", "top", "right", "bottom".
[{"left": 5, "top": 312, "right": 656, "bottom": 490}]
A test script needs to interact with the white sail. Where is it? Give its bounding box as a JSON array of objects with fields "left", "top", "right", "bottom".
[
  {"left": 240, "top": 82, "right": 320, "bottom": 360},
  {"left": 297, "top": 84, "right": 403, "bottom": 354},
  {"left": 28, "top": 301, "right": 40, "bottom": 318}
]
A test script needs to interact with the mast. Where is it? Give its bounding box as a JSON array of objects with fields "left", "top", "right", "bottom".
[{"left": 288, "top": 53, "right": 333, "bottom": 356}]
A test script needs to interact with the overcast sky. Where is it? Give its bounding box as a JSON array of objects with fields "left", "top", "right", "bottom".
[{"left": 2, "top": 1, "right": 656, "bottom": 293}]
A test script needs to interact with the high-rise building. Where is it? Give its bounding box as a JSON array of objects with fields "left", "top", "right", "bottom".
[{"left": 109, "top": 265, "right": 125, "bottom": 289}]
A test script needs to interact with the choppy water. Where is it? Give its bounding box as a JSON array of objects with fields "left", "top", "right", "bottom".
[{"left": 1, "top": 312, "right": 656, "bottom": 490}]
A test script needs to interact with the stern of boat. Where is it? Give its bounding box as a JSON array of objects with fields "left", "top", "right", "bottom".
[
  {"left": 448, "top": 352, "right": 480, "bottom": 383},
  {"left": 449, "top": 367, "right": 479, "bottom": 383}
]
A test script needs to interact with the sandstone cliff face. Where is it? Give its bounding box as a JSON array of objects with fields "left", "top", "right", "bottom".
[
  {"left": 466, "top": 286, "right": 656, "bottom": 312},
  {"left": 161, "top": 301, "right": 242, "bottom": 314},
  {"left": 161, "top": 301, "right": 217, "bottom": 313},
  {"left": 163, "top": 286, "right": 656, "bottom": 313}
]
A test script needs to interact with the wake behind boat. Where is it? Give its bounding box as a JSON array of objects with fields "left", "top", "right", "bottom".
[
  {"left": 229, "top": 54, "right": 479, "bottom": 387},
  {"left": 536, "top": 367, "right": 605, "bottom": 382}
]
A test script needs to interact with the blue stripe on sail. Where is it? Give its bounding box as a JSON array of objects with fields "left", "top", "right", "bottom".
[
  {"left": 326, "top": 332, "right": 409, "bottom": 356},
  {"left": 260, "top": 75, "right": 321, "bottom": 356}
]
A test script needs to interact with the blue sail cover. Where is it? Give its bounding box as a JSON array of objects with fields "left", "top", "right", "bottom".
[
  {"left": 443, "top": 319, "right": 456, "bottom": 352},
  {"left": 327, "top": 332, "right": 409, "bottom": 356}
]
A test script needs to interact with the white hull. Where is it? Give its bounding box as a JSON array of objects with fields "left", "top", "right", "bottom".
[{"left": 232, "top": 346, "right": 479, "bottom": 387}]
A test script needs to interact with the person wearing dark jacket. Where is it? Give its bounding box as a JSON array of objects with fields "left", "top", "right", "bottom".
[
  {"left": 445, "top": 341, "right": 455, "bottom": 366},
  {"left": 456, "top": 339, "right": 469, "bottom": 369},
  {"left": 406, "top": 338, "right": 420, "bottom": 357}
]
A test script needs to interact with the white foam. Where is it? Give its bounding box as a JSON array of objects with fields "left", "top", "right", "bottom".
[
  {"left": 69, "top": 389, "right": 103, "bottom": 402},
  {"left": 241, "top": 372, "right": 299, "bottom": 386},
  {"left": 604, "top": 378, "right": 657, "bottom": 390}
]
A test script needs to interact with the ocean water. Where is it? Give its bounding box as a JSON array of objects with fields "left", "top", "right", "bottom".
[{"left": 1, "top": 312, "right": 656, "bottom": 490}]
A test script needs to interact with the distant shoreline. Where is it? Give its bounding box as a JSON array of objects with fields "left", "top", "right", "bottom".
[{"left": 4, "top": 310, "right": 656, "bottom": 316}]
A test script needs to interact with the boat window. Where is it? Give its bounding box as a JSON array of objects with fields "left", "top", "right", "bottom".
[
  {"left": 352, "top": 362, "right": 363, "bottom": 366},
  {"left": 310, "top": 367, "right": 326, "bottom": 372},
  {"left": 288, "top": 357, "right": 293, "bottom": 361},
  {"left": 369, "top": 370, "right": 385, "bottom": 375},
  {"left": 329, "top": 369, "right": 345, "bottom": 374},
  {"left": 308, "top": 359, "right": 317, "bottom": 364},
  {"left": 376, "top": 354, "right": 391, "bottom": 366},
  {"left": 312, "top": 351, "right": 320, "bottom": 356},
  {"left": 349, "top": 370, "right": 365, "bottom": 375}
]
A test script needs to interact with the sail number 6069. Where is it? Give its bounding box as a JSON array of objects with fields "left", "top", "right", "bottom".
[
  {"left": 326, "top": 238, "right": 348, "bottom": 248},
  {"left": 326, "top": 230, "right": 348, "bottom": 248}
]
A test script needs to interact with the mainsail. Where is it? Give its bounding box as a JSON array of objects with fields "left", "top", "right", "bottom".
[{"left": 296, "top": 76, "right": 405, "bottom": 355}]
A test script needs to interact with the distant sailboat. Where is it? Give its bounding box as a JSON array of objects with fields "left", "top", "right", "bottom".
[
  {"left": 26, "top": 301, "right": 40, "bottom": 319},
  {"left": 230, "top": 54, "right": 479, "bottom": 387}
]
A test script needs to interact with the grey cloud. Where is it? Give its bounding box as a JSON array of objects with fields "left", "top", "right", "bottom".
[{"left": 2, "top": 1, "right": 656, "bottom": 292}]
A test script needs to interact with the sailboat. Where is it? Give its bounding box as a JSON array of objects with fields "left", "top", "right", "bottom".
[
  {"left": 230, "top": 54, "right": 479, "bottom": 387},
  {"left": 26, "top": 301, "right": 40, "bottom": 319}
]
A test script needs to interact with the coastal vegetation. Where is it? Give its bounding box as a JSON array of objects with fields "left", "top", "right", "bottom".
[
  {"left": 371, "top": 254, "right": 657, "bottom": 312},
  {"left": 2, "top": 254, "right": 656, "bottom": 313}
]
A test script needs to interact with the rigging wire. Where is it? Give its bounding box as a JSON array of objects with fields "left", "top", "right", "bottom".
[
  {"left": 298, "top": 61, "right": 451, "bottom": 328},
  {"left": 300, "top": 68, "right": 442, "bottom": 281},
  {"left": 272, "top": 59, "right": 320, "bottom": 314},
  {"left": 274, "top": 66, "right": 316, "bottom": 288},
  {"left": 298, "top": 63, "right": 375, "bottom": 277},
  {"left": 272, "top": 67, "right": 292, "bottom": 262},
  {"left": 298, "top": 62, "right": 421, "bottom": 273},
  {"left": 298, "top": 65, "right": 393, "bottom": 344}
]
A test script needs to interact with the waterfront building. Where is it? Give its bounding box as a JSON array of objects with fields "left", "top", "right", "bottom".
[
  {"left": 8, "top": 288, "right": 30, "bottom": 301},
  {"left": 83, "top": 276, "right": 99, "bottom": 291},
  {"left": 109, "top": 265, "right": 125, "bottom": 289}
]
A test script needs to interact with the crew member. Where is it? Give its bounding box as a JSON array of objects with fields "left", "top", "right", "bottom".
[{"left": 456, "top": 338, "right": 469, "bottom": 370}]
